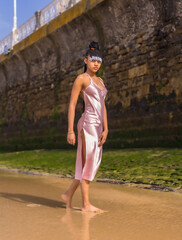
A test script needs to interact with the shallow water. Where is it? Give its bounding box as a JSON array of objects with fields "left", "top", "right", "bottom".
[{"left": 0, "top": 169, "right": 182, "bottom": 240}]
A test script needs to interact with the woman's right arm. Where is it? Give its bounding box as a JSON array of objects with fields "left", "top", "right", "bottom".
[{"left": 67, "top": 75, "right": 83, "bottom": 145}]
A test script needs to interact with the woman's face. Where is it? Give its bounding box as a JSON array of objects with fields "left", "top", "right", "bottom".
[{"left": 84, "top": 55, "right": 102, "bottom": 73}]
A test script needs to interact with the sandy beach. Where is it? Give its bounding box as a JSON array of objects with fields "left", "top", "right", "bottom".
[{"left": 0, "top": 169, "right": 182, "bottom": 240}]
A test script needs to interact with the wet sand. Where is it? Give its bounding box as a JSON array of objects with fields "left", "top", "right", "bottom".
[{"left": 0, "top": 169, "right": 182, "bottom": 240}]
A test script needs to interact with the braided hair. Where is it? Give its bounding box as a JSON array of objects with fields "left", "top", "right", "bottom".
[{"left": 82, "top": 41, "right": 102, "bottom": 112}]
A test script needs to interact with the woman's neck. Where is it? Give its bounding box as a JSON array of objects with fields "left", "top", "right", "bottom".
[{"left": 86, "top": 70, "right": 95, "bottom": 78}]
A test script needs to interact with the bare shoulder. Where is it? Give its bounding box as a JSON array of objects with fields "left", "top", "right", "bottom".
[
  {"left": 77, "top": 73, "right": 85, "bottom": 78},
  {"left": 76, "top": 73, "right": 88, "bottom": 81},
  {"left": 74, "top": 73, "right": 85, "bottom": 85},
  {"left": 73, "top": 73, "right": 89, "bottom": 91},
  {"left": 75, "top": 73, "right": 84, "bottom": 80}
]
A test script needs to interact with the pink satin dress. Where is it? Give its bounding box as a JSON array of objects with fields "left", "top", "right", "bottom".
[{"left": 75, "top": 72, "right": 108, "bottom": 181}]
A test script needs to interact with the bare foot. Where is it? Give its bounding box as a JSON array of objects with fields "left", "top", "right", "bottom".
[
  {"left": 61, "top": 193, "right": 72, "bottom": 209},
  {"left": 82, "top": 203, "right": 104, "bottom": 213}
]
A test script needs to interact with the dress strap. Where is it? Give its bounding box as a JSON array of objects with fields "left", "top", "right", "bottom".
[
  {"left": 85, "top": 72, "right": 92, "bottom": 84},
  {"left": 85, "top": 72, "right": 105, "bottom": 89},
  {"left": 98, "top": 77, "right": 105, "bottom": 87}
]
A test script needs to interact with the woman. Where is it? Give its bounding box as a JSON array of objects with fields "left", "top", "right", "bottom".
[{"left": 61, "top": 41, "right": 108, "bottom": 213}]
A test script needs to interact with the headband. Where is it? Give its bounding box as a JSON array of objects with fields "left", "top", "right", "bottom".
[{"left": 89, "top": 55, "right": 102, "bottom": 63}]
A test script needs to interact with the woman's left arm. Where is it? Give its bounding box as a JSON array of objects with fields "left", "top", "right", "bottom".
[
  {"left": 103, "top": 102, "right": 108, "bottom": 133},
  {"left": 98, "top": 102, "right": 108, "bottom": 146}
]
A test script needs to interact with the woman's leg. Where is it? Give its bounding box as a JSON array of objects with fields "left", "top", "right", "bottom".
[
  {"left": 81, "top": 179, "right": 103, "bottom": 212},
  {"left": 61, "top": 179, "right": 80, "bottom": 209},
  {"left": 80, "top": 129, "right": 103, "bottom": 212},
  {"left": 80, "top": 179, "right": 91, "bottom": 206},
  {"left": 61, "top": 128, "right": 85, "bottom": 209},
  {"left": 61, "top": 127, "right": 85, "bottom": 208}
]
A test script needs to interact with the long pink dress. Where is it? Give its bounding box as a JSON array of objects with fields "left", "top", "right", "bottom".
[{"left": 75, "top": 72, "right": 108, "bottom": 181}]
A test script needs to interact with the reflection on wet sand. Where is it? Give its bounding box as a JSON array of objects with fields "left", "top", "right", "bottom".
[{"left": 61, "top": 208, "right": 104, "bottom": 240}]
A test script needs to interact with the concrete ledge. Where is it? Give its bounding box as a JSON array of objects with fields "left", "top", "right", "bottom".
[{"left": 0, "top": 0, "right": 104, "bottom": 63}]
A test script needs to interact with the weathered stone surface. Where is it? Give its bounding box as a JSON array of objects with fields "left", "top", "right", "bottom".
[{"left": 0, "top": 0, "right": 182, "bottom": 150}]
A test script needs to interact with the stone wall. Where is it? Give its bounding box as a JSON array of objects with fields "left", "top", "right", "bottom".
[{"left": 0, "top": 0, "right": 182, "bottom": 151}]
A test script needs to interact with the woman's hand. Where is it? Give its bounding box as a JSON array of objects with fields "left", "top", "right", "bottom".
[
  {"left": 67, "top": 131, "right": 76, "bottom": 145},
  {"left": 98, "top": 130, "right": 108, "bottom": 147}
]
